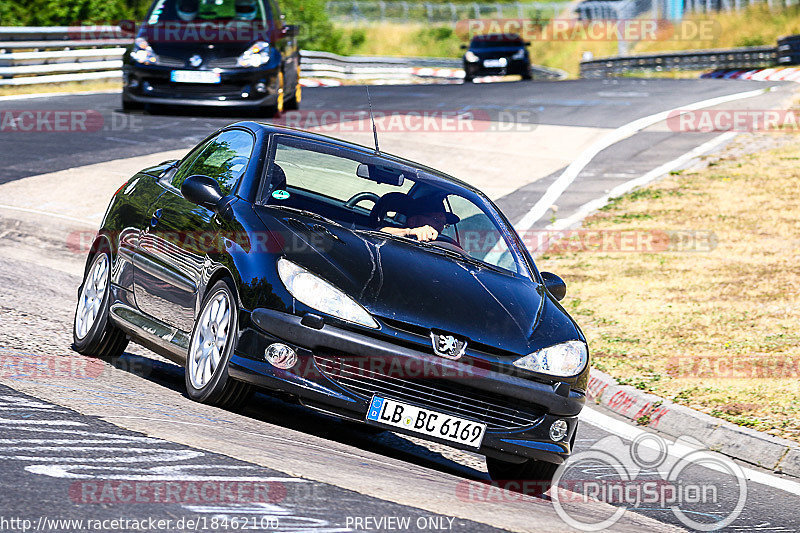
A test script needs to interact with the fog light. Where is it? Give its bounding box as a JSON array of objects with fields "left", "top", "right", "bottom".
[
  {"left": 264, "top": 343, "right": 297, "bottom": 369},
  {"left": 255, "top": 82, "right": 267, "bottom": 93},
  {"left": 129, "top": 78, "right": 140, "bottom": 88},
  {"left": 550, "top": 419, "right": 568, "bottom": 442}
]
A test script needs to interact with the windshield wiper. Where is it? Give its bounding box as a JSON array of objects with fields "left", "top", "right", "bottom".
[
  {"left": 355, "top": 229, "right": 505, "bottom": 273},
  {"left": 424, "top": 245, "right": 505, "bottom": 273},
  {"left": 266, "top": 205, "right": 342, "bottom": 227}
]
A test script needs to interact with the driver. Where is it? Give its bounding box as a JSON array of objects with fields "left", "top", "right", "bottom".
[{"left": 381, "top": 195, "right": 459, "bottom": 242}]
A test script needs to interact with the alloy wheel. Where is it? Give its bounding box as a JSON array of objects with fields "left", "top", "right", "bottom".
[
  {"left": 188, "top": 291, "right": 231, "bottom": 389},
  {"left": 75, "top": 254, "right": 109, "bottom": 340}
]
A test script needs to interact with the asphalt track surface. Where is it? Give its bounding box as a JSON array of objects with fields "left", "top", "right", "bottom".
[{"left": 1, "top": 78, "right": 799, "bottom": 532}]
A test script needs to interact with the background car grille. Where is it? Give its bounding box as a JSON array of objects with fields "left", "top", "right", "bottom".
[
  {"left": 145, "top": 81, "right": 246, "bottom": 97},
  {"left": 314, "top": 353, "right": 545, "bottom": 432}
]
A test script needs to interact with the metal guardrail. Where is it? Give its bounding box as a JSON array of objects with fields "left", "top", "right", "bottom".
[
  {"left": 0, "top": 26, "right": 565, "bottom": 86},
  {"left": 580, "top": 45, "right": 780, "bottom": 77}
]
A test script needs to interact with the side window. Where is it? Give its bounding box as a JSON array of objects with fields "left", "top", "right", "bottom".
[{"left": 171, "top": 130, "right": 254, "bottom": 195}]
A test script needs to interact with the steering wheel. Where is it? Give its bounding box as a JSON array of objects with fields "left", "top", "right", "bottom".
[
  {"left": 433, "top": 234, "right": 465, "bottom": 252},
  {"left": 345, "top": 192, "right": 381, "bottom": 209}
]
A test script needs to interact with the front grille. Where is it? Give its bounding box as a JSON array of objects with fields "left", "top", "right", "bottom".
[
  {"left": 155, "top": 56, "right": 187, "bottom": 68},
  {"left": 206, "top": 57, "right": 239, "bottom": 68},
  {"left": 314, "top": 353, "right": 545, "bottom": 431},
  {"left": 145, "top": 81, "right": 246, "bottom": 97}
]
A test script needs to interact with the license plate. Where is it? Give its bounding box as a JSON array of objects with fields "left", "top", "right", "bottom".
[
  {"left": 483, "top": 59, "right": 506, "bottom": 68},
  {"left": 170, "top": 70, "right": 220, "bottom": 84},
  {"left": 366, "top": 396, "right": 486, "bottom": 448}
]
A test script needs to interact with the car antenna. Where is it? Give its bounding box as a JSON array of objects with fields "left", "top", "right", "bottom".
[{"left": 365, "top": 86, "right": 380, "bottom": 155}]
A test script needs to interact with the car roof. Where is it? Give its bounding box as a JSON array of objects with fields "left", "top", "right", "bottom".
[
  {"left": 471, "top": 33, "right": 524, "bottom": 43},
  {"left": 231, "top": 120, "right": 482, "bottom": 195}
]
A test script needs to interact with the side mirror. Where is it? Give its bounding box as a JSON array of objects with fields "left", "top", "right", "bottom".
[
  {"left": 541, "top": 272, "right": 567, "bottom": 301},
  {"left": 283, "top": 25, "right": 299, "bottom": 37},
  {"left": 460, "top": 44, "right": 468, "bottom": 50},
  {"left": 181, "top": 175, "right": 224, "bottom": 212},
  {"left": 524, "top": 41, "right": 531, "bottom": 46}
]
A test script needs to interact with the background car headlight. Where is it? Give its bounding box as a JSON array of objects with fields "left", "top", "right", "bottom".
[
  {"left": 237, "top": 41, "right": 271, "bottom": 68},
  {"left": 277, "top": 258, "right": 378, "bottom": 329},
  {"left": 464, "top": 51, "right": 479, "bottom": 63},
  {"left": 512, "top": 49, "right": 526, "bottom": 60},
  {"left": 513, "top": 340, "right": 588, "bottom": 377},
  {"left": 130, "top": 37, "right": 158, "bottom": 64}
]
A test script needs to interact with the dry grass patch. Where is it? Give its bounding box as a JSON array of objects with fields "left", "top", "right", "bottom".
[{"left": 539, "top": 133, "right": 800, "bottom": 440}]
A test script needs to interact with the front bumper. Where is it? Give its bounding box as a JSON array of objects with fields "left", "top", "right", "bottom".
[
  {"left": 465, "top": 59, "right": 530, "bottom": 78},
  {"left": 122, "top": 63, "right": 280, "bottom": 107},
  {"left": 228, "top": 308, "right": 584, "bottom": 464}
]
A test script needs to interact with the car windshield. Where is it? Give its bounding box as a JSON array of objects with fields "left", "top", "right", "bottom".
[
  {"left": 471, "top": 37, "right": 524, "bottom": 49},
  {"left": 146, "top": 0, "right": 272, "bottom": 24},
  {"left": 262, "top": 135, "right": 530, "bottom": 278}
]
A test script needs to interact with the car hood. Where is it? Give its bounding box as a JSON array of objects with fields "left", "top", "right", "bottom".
[{"left": 256, "top": 209, "right": 555, "bottom": 356}]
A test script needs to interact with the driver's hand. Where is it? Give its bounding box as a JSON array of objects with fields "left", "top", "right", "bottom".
[{"left": 408, "top": 225, "right": 438, "bottom": 242}]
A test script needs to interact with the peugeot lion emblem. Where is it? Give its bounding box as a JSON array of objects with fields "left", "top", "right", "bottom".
[
  {"left": 431, "top": 331, "right": 467, "bottom": 360},
  {"left": 189, "top": 54, "right": 203, "bottom": 67}
]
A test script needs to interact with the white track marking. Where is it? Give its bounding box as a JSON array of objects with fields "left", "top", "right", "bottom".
[
  {"left": 0, "top": 418, "right": 85, "bottom": 426},
  {"left": 514, "top": 87, "right": 772, "bottom": 232},
  {"left": 0, "top": 203, "right": 96, "bottom": 226},
  {"left": 581, "top": 407, "right": 800, "bottom": 496},
  {"left": 0, "top": 90, "right": 120, "bottom": 101},
  {"left": 25, "top": 465, "right": 311, "bottom": 483},
  {"left": 548, "top": 131, "right": 738, "bottom": 231}
]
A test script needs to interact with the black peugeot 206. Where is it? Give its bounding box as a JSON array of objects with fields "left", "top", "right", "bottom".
[
  {"left": 72, "top": 121, "right": 589, "bottom": 491},
  {"left": 462, "top": 33, "right": 533, "bottom": 82},
  {"left": 122, "top": 0, "right": 300, "bottom": 114}
]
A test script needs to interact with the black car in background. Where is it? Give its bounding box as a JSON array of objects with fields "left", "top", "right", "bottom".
[
  {"left": 73, "top": 122, "right": 588, "bottom": 492},
  {"left": 122, "top": 0, "right": 300, "bottom": 114},
  {"left": 462, "top": 34, "right": 532, "bottom": 82}
]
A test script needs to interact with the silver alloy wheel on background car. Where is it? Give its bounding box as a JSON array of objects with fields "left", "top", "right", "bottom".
[
  {"left": 188, "top": 290, "right": 231, "bottom": 389},
  {"left": 75, "top": 253, "right": 109, "bottom": 340}
]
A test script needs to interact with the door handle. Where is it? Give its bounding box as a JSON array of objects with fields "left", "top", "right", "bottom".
[{"left": 150, "top": 208, "right": 163, "bottom": 227}]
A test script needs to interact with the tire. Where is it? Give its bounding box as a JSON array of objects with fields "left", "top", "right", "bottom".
[
  {"left": 72, "top": 250, "right": 128, "bottom": 359},
  {"left": 122, "top": 95, "right": 143, "bottom": 111},
  {"left": 185, "top": 279, "right": 252, "bottom": 410},
  {"left": 284, "top": 83, "right": 301, "bottom": 111},
  {"left": 486, "top": 456, "right": 560, "bottom": 495},
  {"left": 463, "top": 75, "right": 474, "bottom": 83},
  {"left": 521, "top": 70, "right": 533, "bottom": 81}
]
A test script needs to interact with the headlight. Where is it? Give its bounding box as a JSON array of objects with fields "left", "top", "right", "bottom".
[
  {"left": 130, "top": 37, "right": 158, "bottom": 64},
  {"left": 277, "top": 258, "right": 378, "bottom": 329},
  {"left": 513, "top": 340, "right": 587, "bottom": 377},
  {"left": 464, "top": 51, "right": 479, "bottom": 63},
  {"left": 512, "top": 49, "right": 526, "bottom": 60},
  {"left": 237, "top": 41, "right": 271, "bottom": 68}
]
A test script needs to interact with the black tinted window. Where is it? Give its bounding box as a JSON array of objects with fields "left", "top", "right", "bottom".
[{"left": 172, "top": 130, "right": 254, "bottom": 195}]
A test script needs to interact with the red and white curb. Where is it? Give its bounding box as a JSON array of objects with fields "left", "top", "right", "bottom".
[
  {"left": 587, "top": 367, "right": 800, "bottom": 477},
  {"left": 703, "top": 67, "right": 800, "bottom": 82}
]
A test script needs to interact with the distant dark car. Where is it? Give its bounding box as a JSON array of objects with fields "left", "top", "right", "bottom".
[
  {"left": 462, "top": 34, "right": 532, "bottom": 82},
  {"left": 73, "top": 122, "right": 588, "bottom": 492},
  {"left": 122, "top": 0, "right": 300, "bottom": 114}
]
